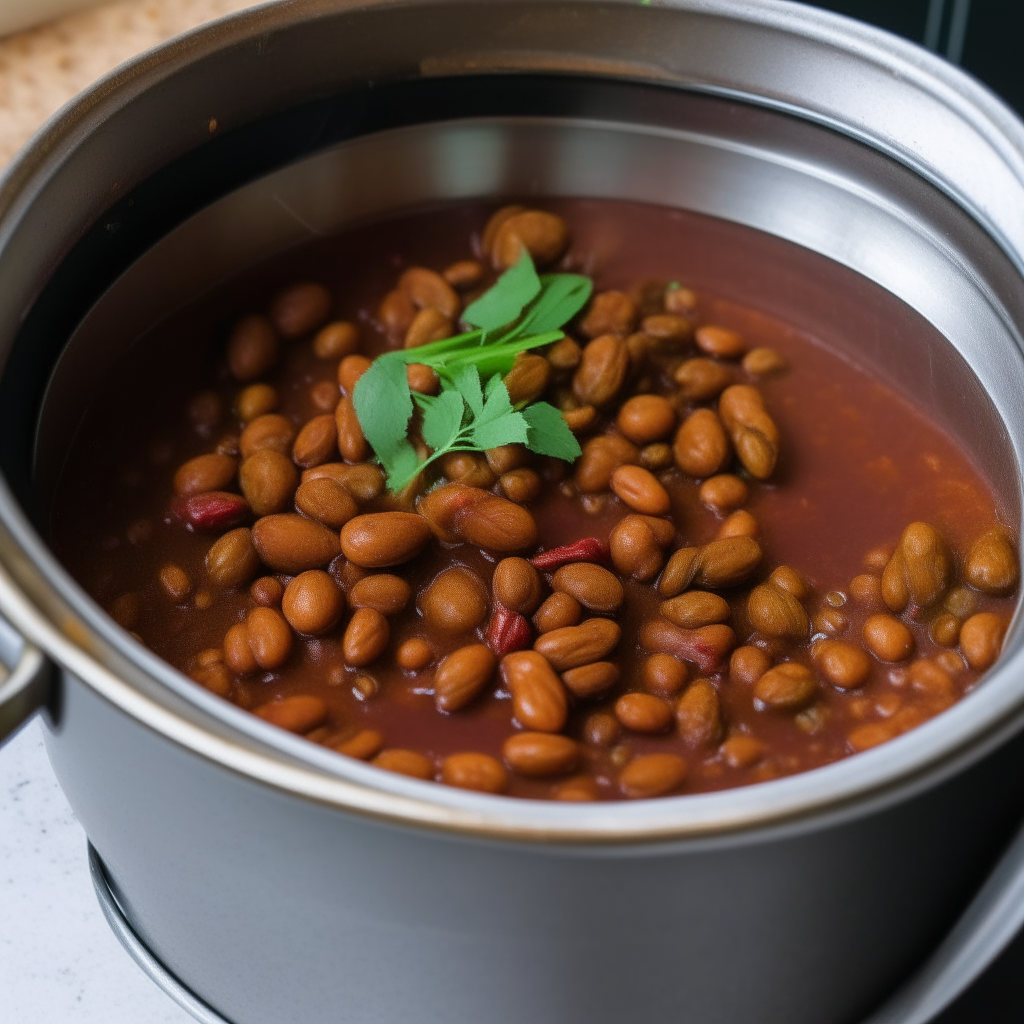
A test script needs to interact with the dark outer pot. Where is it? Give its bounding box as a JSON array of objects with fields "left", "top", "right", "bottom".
[{"left": 1, "top": 3, "right": 1024, "bottom": 1023}]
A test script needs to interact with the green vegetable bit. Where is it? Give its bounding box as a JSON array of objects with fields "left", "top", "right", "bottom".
[{"left": 353, "top": 251, "right": 591, "bottom": 491}]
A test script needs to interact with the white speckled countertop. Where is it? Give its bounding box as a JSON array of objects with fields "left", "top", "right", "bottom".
[{"left": 0, "top": 7, "right": 261, "bottom": 1022}]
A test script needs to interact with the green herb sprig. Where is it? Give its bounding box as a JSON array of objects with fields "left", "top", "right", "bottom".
[{"left": 353, "top": 252, "right": 591, "bottom": 491}]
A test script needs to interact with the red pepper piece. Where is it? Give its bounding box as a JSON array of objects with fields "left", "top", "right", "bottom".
[
  {"left": 487, "top": 604, "right": 532, "bottom": 657},
  {"left": 171, "top": 491, "right": 249, "bottom": 532},
  {"left": 529, "top": 537, "right": 610, "bottom": 571},
  {"left": 638, "top": 619, "right": 736, "bottom": 675}
]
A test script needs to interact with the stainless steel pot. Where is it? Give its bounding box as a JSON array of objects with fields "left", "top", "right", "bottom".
[{"left": 3, "top": 2, "right": 1024, "bottom": 1022}]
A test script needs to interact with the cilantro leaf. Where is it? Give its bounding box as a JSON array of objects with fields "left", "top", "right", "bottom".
[
  {"left": 471, "top": 410, "right": 530, "bottom": 450},
  {"left": 452, "top": 364, "right": 484, "bottom": 416},
  {"left": 381, "top": 438, "right": 423, "bottom": 491},
  {"left": 475, "top": 375, "right": 514, "bottom": 426},
  {"left": 515, "top": 274, "right": 592, "bottom": 336},
  {"left": 421, "top": 389, "right": 466, "bottom": 452},
  {"left": 522, "top": 402, "right": 582, "bottom": 461},
  {"left": 462, "top": 250, "right": 541, "bottom": 334},
  {"left": 352, "top": 353, "right": 413, "bottom": 466}
]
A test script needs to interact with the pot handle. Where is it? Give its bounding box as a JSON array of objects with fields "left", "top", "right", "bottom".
[
  {"left": 0, "top": 612, "right": 54, "bottom": 745},
  {"left": 862, "top": 815, "right": 1024, "bottom": 1024}
]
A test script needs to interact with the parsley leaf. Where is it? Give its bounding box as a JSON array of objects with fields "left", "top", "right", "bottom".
[
  {"left": 462, "top": 250, "right": 540, "bottom": 335},
  {"left": 354, "top": 248, "right": 592, "bottom": 493},
  {"left": 522, "top": 401, "right": 583, "bottom": 461}
]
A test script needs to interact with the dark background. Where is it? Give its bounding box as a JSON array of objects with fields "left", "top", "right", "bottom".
[{"left": 798, "top": 2, "right": 1023, "bottom": 1020}]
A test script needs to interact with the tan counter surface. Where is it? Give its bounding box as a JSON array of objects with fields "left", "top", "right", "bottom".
[{"left": 0, "top": 0, "right": 261, "bottom": 168}]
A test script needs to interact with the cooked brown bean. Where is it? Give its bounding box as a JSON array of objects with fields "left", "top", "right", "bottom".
[
  {"left": 620, "top": 753, "right": 687, "bottom": 799},
  {"left": 929, "top": 611, "right": 961, "bottom": 647},
  {"left": 335, "top": 728, "right": 384, "bottom": 760},
  {"left": 639, "top": 442, "right": 672, "bottom": 472},
  {"left": 252, "top": 513, "right": 341, "bottom": 573},
  {"left": 641, "top": 313, "right": 692, "bottom": 345},
  {"left": 500, "top": 468, "right": 542, "bottom": 505},
  {"left": 282, "top": 570, "right": 345, "bottom": 635},
  {"left": 673, "top": 409, "right": 731, "bottom": 479},
  {"left": 154, "top": 565, "right": 189, "bottom": 605},
  {"left": 223, "top": 622, "right": 257, "bottom": 674},
  {"left": 294, "top": 477, "right": 358, "bottom": 529},
  {"left": 482, "top": 204, "right": 527, "bottom": 254},
  {"left": 849, "top": 573, "right": 883, "bottom": 606},
  {"left": 674, "top": 357, "right": 732, "bottom": 401},
  {"left": 397, "top": 266, "right": 460, "bottom": 319},
  {"left": 721, "top": 735, "right": 765, "bottom": 769},
  {"left": 676, "top": 679, "right": 723, "bottom": 746},
  {"left": 640, "top": 653, "right": 688, "bottom": 697},
  {"left": 249, "top": 576, "right": 284, "bottom": 607},
  {"left": 378, "top": 288, "right": 416, "bottom": 337},
  {"left": 255, "top": 694, "right": 326, "bottom": 733},
  {"left": 206, "top": 528, "right": 261, "bottom": 588},
  {"left": 729, "top": 645, "right": 770, "bottom": 686},
  {"left": 401, "top": 307, "right": 450, "bottom": 349},
  {"left": 716, "top": 510, "right": 759, "bottom": 540},
  {"left": 813, "top": 639, "right": 871, "bottom": 689},
  {"left": 440, "top": 752, "right": 507, "bottom": 793},
  {"left": 439, "top": 452, "right": 496, "bottom": 489},
  {"left": 573, "top": 335, "right": 629, "bottom": 407},
  {"left": 747, "top": 582, "right": 809, "bottom": 642},
  {"left": 490, "top": 210, "right": 568, "bottom": 269},
  {"left": 609, "top": 464, "right": 671, "bottom": 516},
  {"left": 190, "top": 662, "right": 232, "bottom": 697},
  {"left": 551, "top": 562, "right": 623, "bottom": 613},
  {"left": 313, "top": 320, "right": 359, "bottom": 360},
  {"left": 417, "top": 484, "right": 538, "bottom": 552},
  {"left": 434, "top": 643, "right": 497, "bottom": 712},
  {"left": 270, "top": 282, "right": 331, "bottom": 338},
  {"left": 547, "top": 336, "right": 582, "bottom": 370},
  {"left": 500, "top": 651, "right": 569, "bottom": 732},
  {"left": 239, "top": 413, "right": 296, "bottom": 460},
  {"left": 574, "top": 434, "right": 640, "bottom": 493},
  {"left": 639, "top": 620, "right": 737, "bottom": 674},
  {"left": 660, "top": 591, "right": 730, "bottom": 630},
  {"left": 960, "top": 612, "right": 1006, "bottom": 670},
  {"left": 743, "top": 346, "right": 787, "bottom": 375},
  {"left": 239, "top": 449, "right": 298, "bottom": 516},
  {"left": 659, "top": 536, "right": 763, "bottom": 596},
  {"left": 615, "top": 692, "right": 673, "bottom": 733},
  {"left": 290, "top": 414, "right": 337, "bottom": 469},
  {"left": 420, "top": 567, "right": 489, "bottom": 633},
  {"left": 753, "top": 662, "right": 817, "bottom": 710},
  {"left": 443, "top": 259, "right": 484, "bottom": 288},
  {"left": 302, "top": 464, "right": 385, "bottom": 506},
  {"left": 492, "top": 558, "right": 544, "bottom": 615},
  {"left": 532, "top": 592, "right": 582, "bottom": 633},
  {"left": 964, "top": 527, "right": 1019, "bottom": 594},
  {"left": 699, "top": 474, "right": 748, "bottom": 515},
  {"left": 580, "top": 290, "right": 638, "bottom": 338},
  {"left": 404, "top": 362, "right": 439, "bottom": 396},
  {"left": 174, "top": 453, "right": 237, "bottom": 495},
  {"left": 908, "top": 659, "right": 956, "bottom": 703},
  {"left": 663, "top": 283, "right": 697, "bottom": 313},
  {"left": 695, "top": 324, "right": 745, "bottom": 358},
  {"left": 616, "top": 394, "right": 676, "bottom": 444},
  {"left": 396, "top": 637, "right": 433, "bottom": 671},
  {"left": 862, "top": 614, "right": 914, "bottom": 662},
  {"left": 609, "top": 514, "right": 673, "bottom": 582},
  {"left": 349, "top": 574, "right": 411, "bottom": 615},
  {"left": 372, "top": 748, "right": 433, "bottom": 779},
  {"left": 718, "top": 385, "right": 780, "bottom": 479},
  {"left": 343, "top": 607, "right": 390, "bottom": 667},
  {"left": 881, "top": 522, "right": 952, "bottom": 612},
  {"left": 337, "top": 354, "right": 372, "bottom": 395},
  {"left": 583, "top": 711, "right": 620, "bottom": 747},
  {"left": 227, "top": 314, "right": 277, "bottom": 381},
  {"left": 814, "top": 607, "right": 849, "bottom": 636},
  {"left": 340, "top": 512, "right": 432, "bottom": 568},
  {"left": 236, "top": 383, "right": 279, "bottom": 423},
  {"left": 505, "top": 352, "right": 552, "bottom": 405},
  {"left": 533, "top": 617, "right": 621, "bottom": 671},
  {"left": 484, "top": 444, "right": 528, "bottom": 476},
  {"left": 561, "top": 661, "right": 619, "bottom": 699},
  {"left": 333, "top": 396, "right": 368, "bottom": 464},
  {"left": 246, "top": 607, "right": 293, "bottom": 670},
  {"left": 503, "top": 733, "right": 581, "bottom": 777}
]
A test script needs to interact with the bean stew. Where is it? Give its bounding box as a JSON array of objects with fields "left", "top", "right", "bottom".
[{"left": 51, "top": 200, "right": 1020, "bottom": 801}]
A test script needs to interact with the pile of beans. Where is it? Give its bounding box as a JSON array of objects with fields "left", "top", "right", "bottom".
[{"left": 55, "top": 200, "right": 1020, "bottom": 801}]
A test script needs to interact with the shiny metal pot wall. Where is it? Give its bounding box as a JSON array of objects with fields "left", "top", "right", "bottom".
[{"left": 2, "top": 2, "right": 1024, "bottom": 1023}]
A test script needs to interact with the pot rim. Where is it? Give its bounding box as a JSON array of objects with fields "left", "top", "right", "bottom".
[{"left": 3, "top": 0, "right": 1024, "bottom": 845}]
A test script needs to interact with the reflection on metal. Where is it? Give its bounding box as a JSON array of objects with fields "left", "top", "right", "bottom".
[{"left": 924, "top": 0, "right": 973, "bottom": 63}]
